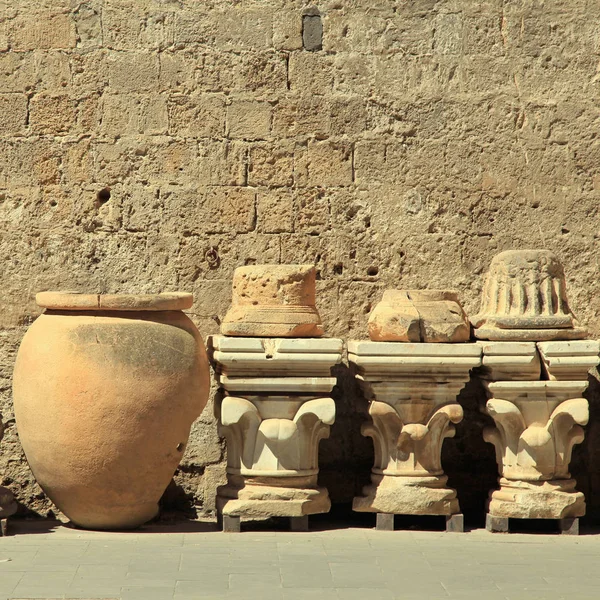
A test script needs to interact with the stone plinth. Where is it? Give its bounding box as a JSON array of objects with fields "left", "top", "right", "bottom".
[
  {"left": 349, "top": 342, "right": 482, "bottom": 516},
  {"left": 211, "top": 335, "right": 342, "bottom": 520},
  {"left": 480, "top": 340, "right": 600, "bottom": 520}
]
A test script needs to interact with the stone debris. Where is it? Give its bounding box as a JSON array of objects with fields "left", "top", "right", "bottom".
[{"left": 368, "top": 289, "right": 470, "bottom": 343}]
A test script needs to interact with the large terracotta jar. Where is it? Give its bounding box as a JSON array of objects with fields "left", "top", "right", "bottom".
[{"left": 12, "top": 292, "right": 210, "bottom": 530}]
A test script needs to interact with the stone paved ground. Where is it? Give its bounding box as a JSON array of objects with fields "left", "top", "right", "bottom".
[{"left": 1, "top": 519, "right": 599, "bottom": 600}]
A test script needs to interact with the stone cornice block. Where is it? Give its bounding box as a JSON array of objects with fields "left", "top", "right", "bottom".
[
  {"left": 477, "top": 341, "right": 541, "bottom": 380},
  {"left": 217, "top": 375, "right": 338, "bottom": 394},
  {"left": 537, "top": 341, "right": 600, "bottom": 381},
  {"left": 485, "top": 380, "right": 589, "bottom": 399},
  {"left": 210, "top": 335, "right": 343, "bottom": 379},
  {"left": 348, "top": 341, "right": 481, "bottom": 379}
]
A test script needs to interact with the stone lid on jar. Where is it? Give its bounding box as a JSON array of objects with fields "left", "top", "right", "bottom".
[
  {"left": 472, "top": 249, "right": 587, "bottom": 341},
  {"left": 221, "top": 264, "right": 324, "bottom": 337},
  {"left": 36, "top": 291, "right": 193, "bottom": 311}
]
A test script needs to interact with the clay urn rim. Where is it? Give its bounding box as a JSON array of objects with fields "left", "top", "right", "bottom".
[{"left": 36, "top": 291, "right": 194, "bottom": 312}]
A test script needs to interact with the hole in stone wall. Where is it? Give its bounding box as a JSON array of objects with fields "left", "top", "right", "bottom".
[
  {"left": 333, "top": 263, "right": 343, "bottom": 275},
  {"left": 364, "top": 216, "right": 371, "bottom": 228},
  {"left": 95, "top": 188, "right": 111, "bottom": 209},
  {"left": 349, "top": 250, "right": 356, "bottom": 259},
  {"left": 96, "top": 188, "right": 111, "bottom": 204},
  {"left": 367, "top": 266, "right": 379, "bottom": 276}
]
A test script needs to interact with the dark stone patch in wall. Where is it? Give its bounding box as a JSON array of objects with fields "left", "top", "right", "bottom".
[{"left": 302, "top": 10, "right": 323, "bottom": 52}]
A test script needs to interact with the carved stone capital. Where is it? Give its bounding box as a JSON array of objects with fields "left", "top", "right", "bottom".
[
  {"left": 349, "top": 341, "right": 481, "bottom": 516},
  {"left": 211, "top": 335, "right": 342, "bottom": 519}
]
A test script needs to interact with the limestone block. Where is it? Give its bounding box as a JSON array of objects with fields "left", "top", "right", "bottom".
[
  {"left": 257, "top": 190, "right": 294, "bottom": 234},
  {"left": 214, "top": 8, "right": 273, "bottom": 51},
  {"left": 249, "top": 143, "right": 294, "bottom": 187},
  {"left": 0, "top": 94, "right": 27, "bottom": 135},
  {"left": 473, "top": 250, "right": 587, "bottom": 341},
  {"left": 329, "top": 96, "right": 368, "bottom": 137},
  {"left": 29, "top": 93, "right": 77, "bottom": 135},
  {"left": 0, "top": 53, "right": 37, "bottom": 93},
  {"left": 288, "top": 53, "right": 334, "bottom": 95},
  {"left": 197, "top": 140, "right": 246, "bottom": 187},
  {"left": 350, "top": 341, "right": 481, "bottom": 516},
  {"left": 107, "top": 52, "right": 159, "bottom": 92},
  {"left": 273, "top": 11, "right": 303, "bottom": 51},
  {"left": 9, "top": 12, "right": 76, "bottom": 51},
  {"left": 477, "top": 341, "right": 541, "bottom": 380},
  {"left": 483, "top": 380, "right": 589, "bottom": 519},
  {"left": 240, "top": 52, "right": 288, "bottom": 93},
  {"left": 294, "top": 188, "right": 331, "bottom": 234},
  {"left": 227, "top": 100, "right": 272, "bottom": 140},
  {"left": 168, "top": 94, "right": 225, "bottom": 137},
  {"left": 537, "top": 341, "right": 600, "bottom": 381},
  {"left": 203, "top": 187, "right": 256, "bottom": 234},
  {"left": 272, "top": 95, "right": 329, "bottom": 138},
  {"left": 101, "top": 94, "right": 168, "bottom": 136},
  {"left": 305, "top": 141, "right": 354, "bottom": 187},
  {"left": 221, "top": 265, "right": 324, "bottom": 338},
  {"left": 368, "top": 290, "right": 470, "bottom": 343}
]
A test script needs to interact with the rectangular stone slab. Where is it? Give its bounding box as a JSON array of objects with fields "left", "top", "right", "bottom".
[
  {"left": 348, "top": 341, "right": 482, "bottom": 357},
  {"left": 537, "top": 340, "right": 600, "bottom": 381},
  {"left": 218, "top": 375, "right": 338, "bottom": 393}
]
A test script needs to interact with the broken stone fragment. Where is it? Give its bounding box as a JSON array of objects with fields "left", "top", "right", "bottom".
[
  {"left": 472, "top": 249, "right": 587, "bottom": 341},
  {"left": 368, "top": 289, "right": 470, "bottom": 343},
  {"left": 221, "top": 264, "right": 324, "bottom": 337}
]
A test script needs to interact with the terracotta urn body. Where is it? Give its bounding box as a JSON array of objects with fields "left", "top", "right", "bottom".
[{"left": 12, "top": 292, "right": 210, "bottom": 530}]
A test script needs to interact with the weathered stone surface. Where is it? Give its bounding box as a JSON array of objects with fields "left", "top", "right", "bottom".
[
  {"left": 3, "top": 2, "right": 600, "bottom": 523},
  {"left": 368, "top": 289, "right": 470, "bottom": 343},
  {"left": 221, "top": 265, "right": 324, "bottom": 338}
]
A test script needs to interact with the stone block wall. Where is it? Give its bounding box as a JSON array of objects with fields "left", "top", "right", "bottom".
[{"left": 2, "top": 0, "right": 600, "bottom": 523}]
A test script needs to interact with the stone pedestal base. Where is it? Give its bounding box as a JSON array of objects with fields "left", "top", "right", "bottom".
[
  {"left": 353, "top": 474, "right": 459, "bottom": 516},
  {"left": 488, "top": 478, "right": 585, "bottom": 520},
  {"left": 217, "top": 478, "right": 330, "bottom": 519}
]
